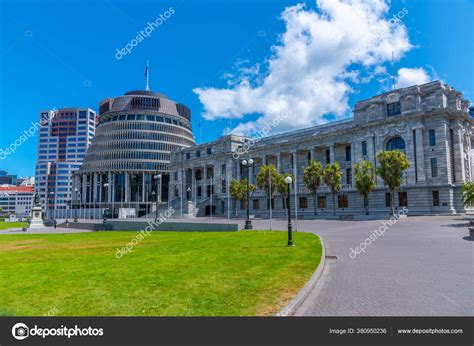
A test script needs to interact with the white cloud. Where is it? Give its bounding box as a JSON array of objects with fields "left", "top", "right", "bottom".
[
  {"left": 193, "top": 0, "right": 415, "bottom": 136},
  {"left": 394, "top": 67, "right": 432, "bottom": 89}
]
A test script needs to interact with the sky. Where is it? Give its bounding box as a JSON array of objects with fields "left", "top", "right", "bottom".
[{"left": 0, "top": 0, "right": 473, "bottom": 177}]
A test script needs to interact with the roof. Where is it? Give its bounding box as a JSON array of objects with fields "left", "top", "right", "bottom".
[{"left": 0, "top": 186, "right": 34, "bottom": 193}]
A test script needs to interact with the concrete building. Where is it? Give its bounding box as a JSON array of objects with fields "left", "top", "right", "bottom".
[
  {"left": 0, "top": 186, "right": 34, "bottom": 217},
  {"left": 170, "top": 81, "right": 473, "bottom": 217},
  {"left": 73, "top": 90, "right": 194, "bottom": 218},
  {"left": 35, "top": 108, "right": 97, "bottom": 218}
]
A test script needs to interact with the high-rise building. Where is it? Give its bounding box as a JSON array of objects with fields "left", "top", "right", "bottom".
[
  {"left": 74, "top": 90, "right": 194, "bottom": 218},
  {"left": 35, "top": 108, "right": 96, "bottom": 217}
]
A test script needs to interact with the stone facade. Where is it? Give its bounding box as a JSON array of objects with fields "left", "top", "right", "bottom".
[{"left": 170, "top": 81, "right": 473, "bottom": 217}]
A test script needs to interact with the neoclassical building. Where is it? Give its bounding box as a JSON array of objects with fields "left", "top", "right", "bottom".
[
  {"left": 74, "top": 90, "right": 195, "bottom": 218},
  {"left": 170, "top": 81, "right": 473, "bottom": 217}
]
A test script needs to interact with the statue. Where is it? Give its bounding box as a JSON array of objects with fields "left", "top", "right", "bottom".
[{"left": 33, "top": 193, "right": 41, "bottom": 207}]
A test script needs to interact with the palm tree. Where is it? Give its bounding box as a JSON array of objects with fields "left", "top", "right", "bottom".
[
  {"left": 275, "top": 173, "right": 294, "bottom": 214},
  {"left": 376, "top": 150, "right": 410, "bottom": 216},
  {"left": 256, "top": 165, "right": 279, "bottom": 212},
  {"left": 303, "top": 160, "right": 324, "bottom": 215},
  {"left": 461, "top": 182, "right": 474, "bottom": 208},
  {"left": 323, "top": 163, "right": 342, "bottom": 215},
  {"left": 229, "top": 179, "right": 245, "bottom": 215},
  {"left": 354, "top": 160, "right": 376, "bottom": 215}
]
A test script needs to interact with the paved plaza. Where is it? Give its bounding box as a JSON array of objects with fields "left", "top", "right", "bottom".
[{"left": 239, "top": 215, "right": 473, "bottom": 316}]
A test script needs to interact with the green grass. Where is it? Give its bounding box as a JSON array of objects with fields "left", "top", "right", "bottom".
[
  {"left": 0, "top": 231, "right": 321, "bottom": 316},
  {"left": 0, "top": 221, "right": 28, "bottom": 230}
]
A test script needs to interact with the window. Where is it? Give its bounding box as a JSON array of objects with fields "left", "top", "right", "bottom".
[
  {"left": 387, "top": 101, "right": 401, "bottom": 116},
  {"left": 386, "top": 137, "right": 406, "bottom": 151},
  {"left": 186, "top": 153, "right": 190, "bottom": 160},
  {"left": 338, "top": 195, "right": 348, "bottom": 208},
  {"left": 207, "top": 147, "right": 212, "bottom": 155},
  {"left": 345, "top": 146, "right": 351, "bottom": 161},
  {"left": 398, "top": 192, "right": 408, "bottom": 207},
  {"left": 429, "top": 129, "right": 436, "bottom": 146},
  {"left": 385, "top": 193, "right": 392, "bottom": 207},
  {"left": 222, "top": 180, "right": 226, "bottom": 193},
  {"left": 431, "top": 158, "right": 438, "bottom": 178},
  {"left": 299, "top": 197, "right": 308, "bottom": 209},
  {"left": 267, "top": 198, "right": 275, "bottom": 209},
  {"left": 432, "top": 191, "right": 440, "bottom": 207},
  {"left": 253, "top": 199, "right": 260, "bottom": 210},
  {"left": 197, "top": 186, "right": 202, "bottom": 197},
  {"left": 362, "top": 141, "right": 368, "bottom": 156},
  {"left": 346, "top": 168, "right": 352, "bottom": 185},
  {"left": 196, "top": 150, "right": 201, "bottom": 158},
  {"left": 325, "top": 149, "right": 330, "bottom": 164},
  {"left": 221, "top": 164, "right": 226, "bottom": 175}
]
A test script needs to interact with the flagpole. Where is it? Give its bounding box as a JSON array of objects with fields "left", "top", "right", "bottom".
[{"left": 145, "top": 60, "right": 150, "bottom": 91}]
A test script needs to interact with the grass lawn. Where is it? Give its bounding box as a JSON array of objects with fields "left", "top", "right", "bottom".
[
  {"left": 0, "top": 221, "right": 28, "bottom": 230},
  {"left": 0, "top": 230, "right": 321, "bottom": 316}
]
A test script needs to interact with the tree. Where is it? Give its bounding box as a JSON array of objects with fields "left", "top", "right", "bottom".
[
  {"left": 376, "top": 150, "right": 410, "bottom": 215},
  {"left": 461, "top": 182, "right": 474, "bottom": 208},
  {"left": 256, "top": 165, "right": 279, "bottom": 210},
  {"left": 323, "top": 163, "right": 342, "bottom": 215},
  {"left": 303, "top": 160, "right": 324, "bottom": 215},
  {"left": 275, "top": 173, "right": 294, "bottom": 211},
  {"left": 354, "top": 160, "right": 376, "bottom": 215},
  {"left": 229, "top": 179, "right": 255, "bottom": 215}
]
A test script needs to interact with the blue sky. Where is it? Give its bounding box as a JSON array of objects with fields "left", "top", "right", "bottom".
[{"left": 0, "top": 0, "right": 472, "bottom": 177}]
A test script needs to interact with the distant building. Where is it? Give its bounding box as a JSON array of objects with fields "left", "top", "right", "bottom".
[
  {"left": 35, "top": 108, "right": 97, "bottom": 218},
  {"left": 0, "top": 171, "right": 17, "bottom": 185},
  {"left": 17, "top": 177, "right": 35, "bottom": 186},
  {"left": 0, "top": 186, "right": 34, "bottom": 217}
]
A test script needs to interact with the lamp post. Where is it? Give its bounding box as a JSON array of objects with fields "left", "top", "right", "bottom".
[
  {"left": 153, "top": 174, "right": 161, "bottom": 222},
  {"left": 242, "top": 158, "right": 253, "bottom": 229},
  {"left": 284, "top": 176, "right": 294, "bottom": 246}
]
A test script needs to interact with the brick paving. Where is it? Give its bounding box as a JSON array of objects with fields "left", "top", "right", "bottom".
[{"left": 244, "top": 215, "right": 473, "bottom": 316}]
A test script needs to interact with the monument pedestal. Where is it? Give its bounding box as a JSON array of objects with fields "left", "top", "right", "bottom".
[
  {"left": 185, "top": 201, "right": 198, "bottom": 218},
  {"left": 28, "top": 206, "right": 45, "bottom": 229}
]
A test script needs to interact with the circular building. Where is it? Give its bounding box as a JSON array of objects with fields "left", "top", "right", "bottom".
[{"left": 74, "top": 90, "right": 194, "bottom": 218}]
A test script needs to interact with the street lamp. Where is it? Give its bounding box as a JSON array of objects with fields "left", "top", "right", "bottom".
[
  {"left": 242, "top": 158, "right": 254, "bottom": 229},
  {"left": 284, "top": 176, "right": 294, "bottom": 246},
  {"left": 153, "top": 174, "right": 161, "bottom": 222}
]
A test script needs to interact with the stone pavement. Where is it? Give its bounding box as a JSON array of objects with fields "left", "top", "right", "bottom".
[{"left": 241, "top": 215, "right": 473, "bottom": 316}]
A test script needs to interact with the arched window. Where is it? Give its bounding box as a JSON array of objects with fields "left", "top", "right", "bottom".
[{"left": 386, "top": 137, "right": 406, "bottom": 151}]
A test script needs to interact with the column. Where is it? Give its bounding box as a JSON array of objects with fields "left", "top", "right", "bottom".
[
  {"left": 276, "top": 153, "right": 281, "bottom": 173},
  {"left": 142, "top": 172, "right": 146, "bottom": 202},
  {"left": 414, "top": 126, "right": 426, "bottom": 183},
  {"left": 107, "top": 172, "right": 112, "bottom": 203},
  {"left": 329, "top": 144, "right": 335, "bottom": 164},
  {"left": 262, "top": 155, "right": 267, "bottom": 165},
  {"left": 351, "top": 142, "right": 356, "bottom": 187},
  {"left": 93, "top": 173, "right": 98, "bottom": 204},
  {"left": 453, "top": 125, "right": 466, "bottom": 183},
  {"left": 236, "top": 161, "right": 241, "bottom": 180},
  {"left": 124, "top": 173, "right": 129, "bottom": 202},
  {"left": 191, "top": 167, "right": 196, "bottom": 201},
  {"left": 310, "top": 147, "right": 315, "bottom": 162},
  {"left": 81, "top": 175, "right": 87, "bottom": 204}
]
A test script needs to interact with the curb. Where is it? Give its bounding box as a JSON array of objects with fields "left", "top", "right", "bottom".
[{"left": 276, "top": 235, "right": 327, "bottom": 317}]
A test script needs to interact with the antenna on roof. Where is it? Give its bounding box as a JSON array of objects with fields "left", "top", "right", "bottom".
[
  {"left": 145, "top": 60, "right": 150, "bottom": 91},
  {"left": 391, "top": 51, "right": 396, "bottom": 90}
]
